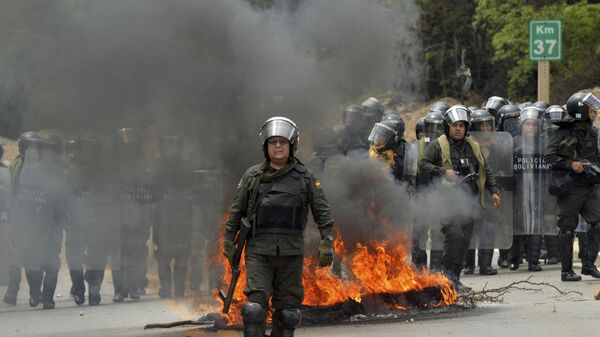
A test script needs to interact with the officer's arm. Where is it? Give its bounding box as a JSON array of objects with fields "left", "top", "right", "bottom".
[
  {"left": 418, "top": 140, "right": 444, "bottom": 178},
  {"left": 483, "top": 160, "right": 500, "bottom": 194},
  {"left": 223, "top": 171, "right": 250, "bottom": 242},
  {"left": 306, "top": 171, "right": 334, "bottom": 240},
  {"left": 544, "top": 128, "right": 573, "bottom": 170}
]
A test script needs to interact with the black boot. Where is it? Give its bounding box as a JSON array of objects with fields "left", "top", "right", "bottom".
[
  {"left": 85, "top": 269, "right": 104, "bottom": 305},
  {"left": 509, "top": 235, "right": 522, "bottom": 270},
  {"left": 559, "top": 230, "right": 581, "bottom": 281},
  {"left": 3, "top": 266, "right": 21, "bottom": 305},
  {"left": 411, "top": 248, "right": 428, "bottom": 270},
  {"left": 527, "top": 235, "right": 543, "bottom": 272},
  {"left": 464, "top": 249, "right": 475, "bottom": 275},
  {"left": 173, "top": 257, "right": 187, "bottom": 298},
  {"left": 429, "top": 250, "right": 443, "bottom": 271},
  {"left": 478, "top": 249, "right": 498, "bottom": 275},
  {"left": 498, "top": 249, "right": 510, "bottom": 268},
  {"left": 69, "top": 269, "right": 86, "bottom": 305},
  {"left": 271, "top": 309, "right": 301, "bottom": 337},
  {"left": 581, "top": 225, "right": 600, "bottom": 278},
  {"left": 112, "top": 269, "right": 125, "bottom": 302},
  {"left": 42, "top": 270, "right": 58, "bottom": 309},
  {"left": 25, "top": 269, "right": 43, "bottom": 307}
]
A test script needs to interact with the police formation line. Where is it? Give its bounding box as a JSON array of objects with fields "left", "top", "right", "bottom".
[
  {"left": 1, "top": 92, "right": 599, "bottom": 337},
  {"left": 1, "top": 131, "right": 218, "bottom": 308}
]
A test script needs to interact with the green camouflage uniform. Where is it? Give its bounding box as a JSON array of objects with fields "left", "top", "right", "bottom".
[{"left": 224, "top": 159, "right": 333, "bottom": 309}]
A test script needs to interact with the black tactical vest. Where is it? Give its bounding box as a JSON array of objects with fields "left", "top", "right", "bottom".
[
  {"left": 575, "top": 128, "right": 600, "bottom": 163},
  {"left": 255, "top": 166, "right": 308, "bottom": 236}
]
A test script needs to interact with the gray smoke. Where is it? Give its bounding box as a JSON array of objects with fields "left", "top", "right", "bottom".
[
  {"left": 318, "top": 153, "right": 480, "bottom": 248},
  {"left": 0, "top": 0, "right": 422, "bottom": 175}
]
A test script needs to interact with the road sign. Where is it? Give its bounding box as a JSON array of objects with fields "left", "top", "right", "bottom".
[{"left": 529, "top": 20, "right": 562, "bottom": 61}]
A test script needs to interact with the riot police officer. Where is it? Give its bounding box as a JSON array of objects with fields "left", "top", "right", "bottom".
[
  {"left": 464, "top": 109, "right": 500, "bottom": 275},
  {"left": 152, "top": 136, "right": 194, "bottom": 298},
  {"left": 509, "top": 107, "right": 546, "bottom": 272},
  {"left": 419, "top": 105, "right": 501, "bottom": 291},
  {"left": 12, "top": 134, "right": 70, "bottom": 309},
  {"left": 497, "top": 104, "right": 521, "bottom": 136},
  {"left": 3, "top": 132, "right": 41, "bottom": 305},
  {"left": 544, "top": 92, "right": 600, "bottom": 281},
  {"left": 416, "top": 109, "right": 446, "bottom": 270},
  {"left": 223, "top": 117, "right": 334, "bottom": 337},
  {"left": 368, "top": 118, "right": 407, "bottom": 182},
  {"left": 113, "top": 128, "right": 153, "bottom": 301},
  {"left": 415, "top": 117, "right": 425, "bottom": 140},
  {"left": 338, "top": 104, "right": 370, "bottom": 154},
  {"left": 484, "top": 96, "right": 510, "bottom": 121},
  {"left": 0, "top": 145, "right": 9, "bottom": 289}
]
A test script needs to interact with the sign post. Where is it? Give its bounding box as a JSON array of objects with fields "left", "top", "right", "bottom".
[{"left": 529, "top": 20, "right": 562, "bottom": 103}]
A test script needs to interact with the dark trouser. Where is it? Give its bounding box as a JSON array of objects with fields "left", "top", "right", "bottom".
[
  {"left": 157, "top": 249, "right": 189, "bottom": 297},
  {"left": 65, "top": 226, "right": 87, "bottom": 297},
  {"left": 244, "top": 252, "right": 304, "bottom": 310},
  {"left": 465, "top": 249, "right": 475, "bottom": 268},
  {"left": 441, "top": 219, "right": 474, "bottom": 282},
  {"left": 85, "top": 269, "right": 105, "bottom": 302},
  {"left": 509, "top": 235, "right": 542, "bottom": 265},
  {"left": 26, "top": 268, "right": 58, "bottom": 303},
  {"left": 544, "top": 235, "right": 559, "bottom": 259},
  {"left": 4, "top": 266, "right": 22, "bottom": 297},
  {"left": 411, "top": 225, "right": 428, "bottom": 269},
  {"left": 556, "top": 185, "right": 600, "bottom": 272}
]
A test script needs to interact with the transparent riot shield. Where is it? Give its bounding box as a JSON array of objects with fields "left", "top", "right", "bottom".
[
  {"left": 543, "top": 125, "right": 559, "bottom": 235},
  {"left": 512, "top": 128, "right": 552, "bottom": 235},
  {"left": 403, "top": 141, "right": 418, "bottom": 187},
  {"left": 0, "top": 166, "right": 10, "bottom": 285},
  {"left": 468, "top": 131, "right": 513, "bottom": 249},
  {"left": 117, "top": 164, "right": 155, "bottom": 297}
]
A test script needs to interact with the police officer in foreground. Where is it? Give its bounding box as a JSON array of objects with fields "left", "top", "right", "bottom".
[
  {"left": 223, "top": 117, "right": 334, "bottom": 337},
  {"left": 419, "top": 105, "right": 501, "bottom": 291},
  {"left": 544, "top": 92, "right": 600, "bottom": 281}
]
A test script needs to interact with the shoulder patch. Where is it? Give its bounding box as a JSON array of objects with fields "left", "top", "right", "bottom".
[{"left": 314, "top": 180, "right": 321, "bottom": 188}]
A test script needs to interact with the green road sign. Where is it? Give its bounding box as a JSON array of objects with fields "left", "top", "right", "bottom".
[{"left": 530, "top": 20, "right": 562, "bottom": 61}]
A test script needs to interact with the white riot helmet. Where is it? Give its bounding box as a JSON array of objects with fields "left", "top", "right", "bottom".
[
  {"left": 259, "top": 117, "right": 300, "bottom": 156},
  {"left": 443, "top": 105, "right": 471, "bottom": 135}
]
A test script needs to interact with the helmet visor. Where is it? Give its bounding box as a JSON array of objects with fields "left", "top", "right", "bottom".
[
  {"left": 446, "top": 107, "right": 471, "bottom": 124},
  {"left": 583, "top": 93, "right": 600, "bottom": 111},
  {"left": 519, "top": 107, "right": 542, "bottom": 123},
  {"left": 368, "top": 123, "right": 396, "bottom": 148},
  {"left": 485, "top": 97, "right": 506, "bottom": 112},
  {"left": 473, "top": 117, "right": 495, "bottom": 132},
  {"left": 260, "top": 118, "right": 297, "bottom": 145}
]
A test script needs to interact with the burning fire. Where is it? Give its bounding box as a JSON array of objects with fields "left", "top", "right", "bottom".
[
  {"left": 211, "top": 217, "right": 457, "bottom": 326},
  {"left": 369, "top": 146, "right": 396, "bottom": 169}
]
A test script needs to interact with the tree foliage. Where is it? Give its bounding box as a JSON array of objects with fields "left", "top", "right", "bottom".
[{"left": 421, "top": 0, "right": 600, "bottom": 103}]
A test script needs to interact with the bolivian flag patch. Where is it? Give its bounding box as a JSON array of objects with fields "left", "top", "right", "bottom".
[{"left": 314, "top": 180, "right": 321, "bottom": 188}]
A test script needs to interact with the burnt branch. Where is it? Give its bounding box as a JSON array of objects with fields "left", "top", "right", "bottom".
[{"left": 461, "top": 276, "right": 583, "bottom": 307}]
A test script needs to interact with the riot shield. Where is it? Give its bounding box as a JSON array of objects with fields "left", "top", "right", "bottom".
[
  {"left": 511, "top": 129, "right": 552, "bottom": 235},
  {"left": 403, "top": 141, "right": 418, "bottom": 187},
  {"left": 116, "top": 162, "right": 155, "bottom": 297},
  {"left": 0, "top": 166, "right": 10, "bottom": 286},
  {"left": 468, "top": 131, "right": 513, "bottom": 249},
  {"left": 543, "top": 125, "right": 559, "bottom": 235}
]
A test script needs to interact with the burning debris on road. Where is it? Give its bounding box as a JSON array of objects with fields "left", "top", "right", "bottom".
[{"left": 184, "top": 219, "right": 459, "bottom": 330}]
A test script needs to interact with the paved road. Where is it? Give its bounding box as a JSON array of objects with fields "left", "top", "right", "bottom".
[{"left": 1, "top": 259, "right": 599, "bottom": 337}]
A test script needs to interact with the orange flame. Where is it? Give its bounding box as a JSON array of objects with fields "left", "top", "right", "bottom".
[{"left": 211, "top": 217, "right": 457, "bottom": 326}]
